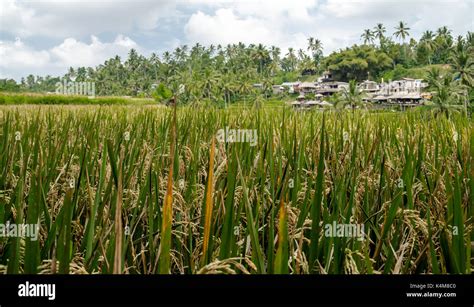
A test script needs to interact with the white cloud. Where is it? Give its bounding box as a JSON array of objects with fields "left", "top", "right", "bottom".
[
  {"left": 186, "top": 0, "right": 318, "bottom": 21},
  {"left": 184, "top": 0, "right": 473, "bottom": 55},
  {"left": 0, "top": 0, "right": 472, "bottom": 79},
  {"left": 184, "top": 8, "right": 312, "bottom": 52},
  {"left": 0, "top": 35, "right": 139, "bottom": 79},
  {"left": 320, "top": 0, "right": 405, "bottom": 19},
  {"left": 50, "top": 35, "right": 139, "bottom": 67},
  {"left": 185, "top": 9, "right": 273, "bottom": 46},
  {"left": 0, "top": 38, "right": 50, "bottom": 69},
  {"left": 230, "top": 0, "right": 318, "bottom": 22},
  {"left": 316, "top": 0, "right": 473, "bottom": 52},
  {"left": 0, "top": 0, "right": 176, "bottom": 38}
]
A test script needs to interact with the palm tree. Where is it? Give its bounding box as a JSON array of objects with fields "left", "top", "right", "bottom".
[
  {"left": 373, "top": 23, "right": 386, "bottom": 46},
  {"left": 432, "top": 27, "right": 454, "bottom": 63},
  {"left": 269, "top": 46, "right": 281, "bottom": 75},
  {"left": 66, "top": 67, "right": 76, "bottom": 81},
  {"left": 252, "top": 44, "right": 269, "bottom": 76},
  {"left": 237, "top": 70, "right": 254, "bottom": 105},
  {"left": 426, "top": 67, "right": 442, "bottom": 88},
  {"left": 421, "top": 30, "right": 434, "bottom": 41},
  {"left": 299, "top": 56, "right": 315, "bottom": 73},
  {"left": 298, "top": 49, "right": 306, "bottom": 61},
  {"left": 328, "top": 92, "right": 343, "bottom": 110},
  {"left": 429, "top": 74, "right": 464, "bottom": 118},
  {"left": 340, "top": 80, "right": 366, "bottom": 111},
  {"left": 307, "top": 37, "right": 314, "bottom": 50},
  {"left": 450, "top": 46, "right": 473, "bottom": 115},
  {"left": 450, "top": 45, "right": 474, "bottom": 87},
  {"left": 270, "top": 45, "right": 281, "bottom": 60},
  {"left": 307, "top": 37, "right": 323, "bottom": 54},
  {"left": 394, "top": 21, "right": 410, "bottom": 43},
  {"left": 219, "top": 74, "right": 236, "bottom": 107},
  {"left": 200, "top": 69, "right": 220, "bottom": 99},
  {"left": 185, "top": 71, "right": 200, "bottom": 102},
  {"left": 466, "top": 32, "right": 474, "bottom": 51},
  {"left": 307, "top": 37, "right": 323, "bottom": 73},
  {"left": 361, "top": 29, "right": 374, "bottom": 45},
  {"left": 419, "top": 30, "right": 436, "bottom": 64},
  {"left": 436, "top": 26, "right": 452, "bottom": 38},
  {"left": 286, "top": 48, "right": 297, "bottom": 72}
]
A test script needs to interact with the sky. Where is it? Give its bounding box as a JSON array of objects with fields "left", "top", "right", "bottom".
[{"left": 0, "top": 0, "right": 473, "bottom": 80}]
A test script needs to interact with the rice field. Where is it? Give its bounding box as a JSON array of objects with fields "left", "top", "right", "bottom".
[{"left": 0, "top": 105, "right": 472, "bottom": 274}]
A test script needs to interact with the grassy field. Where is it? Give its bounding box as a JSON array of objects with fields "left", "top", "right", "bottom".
[
  {"left": 0, "top": 93, "right": 157, "bottom": 105},
  {"left": 0, "top": 105, "right": 472, "bottom": 274}
]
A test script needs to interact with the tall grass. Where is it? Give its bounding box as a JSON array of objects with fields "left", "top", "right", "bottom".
[
  {"left": 0, "top": 105, "right": 471, "bottom": 274},
  {"left": 0, "top": 93, "right": 155, "bottom": 105}
]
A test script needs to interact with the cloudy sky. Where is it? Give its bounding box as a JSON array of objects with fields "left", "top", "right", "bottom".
[{"left": 1, "top": 0, "right": 473, "bottom": 80}]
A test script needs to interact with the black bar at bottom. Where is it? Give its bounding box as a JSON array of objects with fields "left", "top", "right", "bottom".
[{"left": 0, "top": 275, "right": 472, "bottom": 306}]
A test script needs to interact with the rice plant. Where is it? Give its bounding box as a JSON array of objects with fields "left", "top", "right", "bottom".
[{"left": 0, "top": 105, "right": 472, "bottom": 274}]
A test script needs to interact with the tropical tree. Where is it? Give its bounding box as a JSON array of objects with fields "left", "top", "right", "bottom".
[
  {"left": 433, "top": 27, "right": 454, "bottom": 63},
  {"left": 307, "top": 37, "right": 323, "bottom": 73},
  {"left": 307, "top": 37, "right": 322, "bottom": 54},
  {"left": 417, "top": 30, "right": 436, "bottom": 64},
  {"left": 323, "top": 45, "right": 392, "bottom": 81},
  {"left": 200, "top": 69, "right": 220, "bottom": 99},
  {"left": 252, "top": 44, "right": 270, "bottom": 76},
  {"left": 328, "top": 92, "right": 343, "bottom": 110},
  {"left": 437, "top": 26, "right": 452, "bottom": 38},
  {"left": 219, "top": 74, "right": 236, "bottom": 107},
  {"left": 450, "top": 44, "right": 474, "bottom": 114},
  {"left": 269, "top": 46, "right": 281, "bottom": 75},
  {"left": 285, "top": 48, "right": 298, "bottom": 72},
  {"left": 152, "top": 83, "right": 174, "bottom": 105},
  {"left": 428, "top": 74, "right": 464, "bottom": 118},
  {"left": 394, "top": 21, "right": 410, "bottom": 43},
  {"left": 237, "top": 72, "right": 254, "bottom": 104},
  {"left": 0, "top": 79, "right": 21, "bottom": 91},
  {"left": 373, "top": 23, "right": 386, "bottom": 46},
  {"left": 450, "top": 43, "right": 474, "bottom": 88},
  {"left": 466, "top": 32, "right": 474, "bottom": 51},
  {"left": 340, "top": 80, "right": 366, "bottom": 111},
  {"left": 361, "top": 29, "right": 374, "bottom": 45},
  {"left": 426, "top": 67, "right": 442, "bottom": 88}
]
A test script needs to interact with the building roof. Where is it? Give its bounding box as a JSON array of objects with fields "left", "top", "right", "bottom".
[
  {"left": 388, "top": 93, "right": 422, "bottom": 99},
  {"left": 326, "top": 81, "right": 349, "bottom": 85},
  {"left": 282, "top": 81, "right": 301, "bottom": 86},
  {"left": 300, "top": 82, "right": 317, "bottom": 89}
]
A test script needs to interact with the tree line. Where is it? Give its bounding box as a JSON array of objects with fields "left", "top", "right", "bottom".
[{"left": 1, "top": 23, "right": 472, "bottom": 106}]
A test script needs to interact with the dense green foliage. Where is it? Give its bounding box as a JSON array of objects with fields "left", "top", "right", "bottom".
[
  {"left": 323, "top": 45, "right": 393, "bottom": 81},
  {"left": 2, "top": 24, "right": 472, "bottom": 106},
  {"left": 325, "top": 26, "right": 473, "bottom": 82}
]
